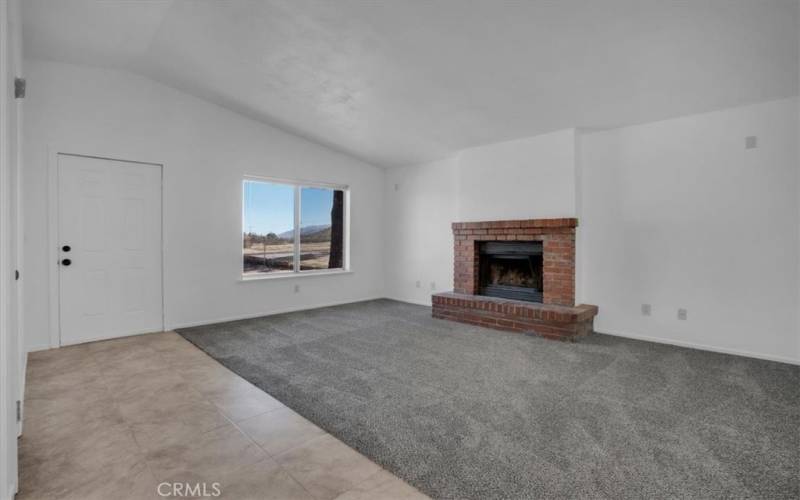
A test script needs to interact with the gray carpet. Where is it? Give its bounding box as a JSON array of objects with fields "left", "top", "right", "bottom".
[{"left": 177, "top": 299, "right": 799, "bottom": 499}]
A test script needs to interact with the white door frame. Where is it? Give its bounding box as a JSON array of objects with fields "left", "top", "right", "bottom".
[
  {"left": 0, "top": 2, "right": 13, "bottom": 497},
  {"left": 47, "top": 149, "right": 166, "bottom": 348}
]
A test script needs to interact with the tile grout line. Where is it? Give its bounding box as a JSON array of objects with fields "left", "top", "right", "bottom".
[
  {"left": 159, "top": 333, "right": 325, "bottom": 499},
  {"left": 225, "top": 407, "right": 324, "bottom": 500},
  {"left": 90, "top": 336, "right": 237, "bottom": 491},
  {"left": 22, "top": 345, "right": 156, "bottom": 499},
  {"left": 86, "top": 342, "right": 164, "bottom": 492},
  {"left": 135, "top": 335, "right": 280, "bottom": 493},
  {"left": 19, "top": 333, "right": 424, "bottom": 500}
]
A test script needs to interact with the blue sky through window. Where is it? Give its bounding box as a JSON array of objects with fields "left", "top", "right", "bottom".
[
  {"left": 243, "top": 180, "right": 334, "bottom": 236},
  {"left": 301, "top": 187, "right": 334, "bottom": 228}
]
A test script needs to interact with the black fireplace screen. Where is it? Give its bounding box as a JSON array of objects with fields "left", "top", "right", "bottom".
[{"left": 478, "top": 241, "right": 543, "bottom": 302}]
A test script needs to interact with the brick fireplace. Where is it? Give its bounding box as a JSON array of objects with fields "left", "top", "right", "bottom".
[{"left": 431, "top": 218, "right": 598, "bottom": 340}]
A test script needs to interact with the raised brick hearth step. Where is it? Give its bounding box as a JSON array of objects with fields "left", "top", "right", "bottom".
[{"left": 432, "top": 292, "right": 598, "bottom": 341}]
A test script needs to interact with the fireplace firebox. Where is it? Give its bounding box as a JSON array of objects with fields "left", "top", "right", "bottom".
[{"left": 478, "top": 241, "right": 543, "bottom": 302}]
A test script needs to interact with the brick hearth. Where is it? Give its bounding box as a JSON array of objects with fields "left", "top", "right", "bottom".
[
  {"left": 432, "top": 293, "right": 598, "bottom": 340},
  {"left": 432, "top": 217, "right": 599, "bottom": 341}
]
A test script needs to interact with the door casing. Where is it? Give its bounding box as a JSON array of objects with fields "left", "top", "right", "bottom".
[{"left": 47, "top": 151, "right": 165, "bottom": 348}]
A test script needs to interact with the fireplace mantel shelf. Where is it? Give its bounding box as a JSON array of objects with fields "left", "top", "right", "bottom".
[{"left": 452, "top": 218, "right": 578, "bottom": 230}]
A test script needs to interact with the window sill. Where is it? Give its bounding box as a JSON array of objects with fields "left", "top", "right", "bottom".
[{"left": 239, "top": 269, "right": 353, "bottom": 282}]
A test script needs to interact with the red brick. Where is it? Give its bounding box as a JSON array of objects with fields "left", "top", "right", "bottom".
[
  {"left": 449, "top": 217, "right": 582, "bottom": 310},
  {"left": 431, "top": 292, "right": 596, "bottom": 342}
]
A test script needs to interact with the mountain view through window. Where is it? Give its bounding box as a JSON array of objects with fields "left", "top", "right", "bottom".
[{"left": 243, "top": 179, "right": 345, "bottom": 275}]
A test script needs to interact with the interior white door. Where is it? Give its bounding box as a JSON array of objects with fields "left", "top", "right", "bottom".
[{"left": 57, "top": 154, "right": 163, "bottom": 345}]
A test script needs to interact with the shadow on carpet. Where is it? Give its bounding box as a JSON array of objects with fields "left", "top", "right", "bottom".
[{"left": 177, "top": 299, "right": 799, "bottom": 499}]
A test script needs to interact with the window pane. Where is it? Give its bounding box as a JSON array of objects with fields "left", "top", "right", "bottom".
[
  {"left": 300, "top": 187, "right": 344, "bottom": 270},
  {"left": 243, "top": 180, "right": 295, "bottom": 274}
]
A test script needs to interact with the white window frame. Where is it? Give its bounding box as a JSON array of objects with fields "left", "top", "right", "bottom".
[{"left": 241, "top": 175, "right": 350, "bottom": 281}]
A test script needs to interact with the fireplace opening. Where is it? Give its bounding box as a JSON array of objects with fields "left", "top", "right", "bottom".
[{"left": 478, "top": 241, "right": 543, "bottom": 302}]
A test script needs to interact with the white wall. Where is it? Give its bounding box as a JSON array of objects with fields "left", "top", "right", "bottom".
[
  {"left": 384, "top": 129, "right": 577, "bottom": 305},
  {"left": 23, "top": 59, "right": 385, "bottom": 351},
  {"left": 456, "top": 130, "right": 577, "bottom": 221},
  {"left": 384, "top": 158, "right": 459, "bottom": 304},
  {"left": 385, "top": 100, "right": 799, "bottom": 363},
  {"left": 580, "top": 98, "right": 799, "bottom": 363}
]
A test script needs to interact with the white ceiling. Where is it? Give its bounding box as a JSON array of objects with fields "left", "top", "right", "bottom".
[{"left": 23, "top": 0, "right": 799, "bottom": 167}]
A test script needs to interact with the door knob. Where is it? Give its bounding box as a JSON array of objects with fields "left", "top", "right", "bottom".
[{"left": 61, "top": 259, "right": 72, "bottom": 266}]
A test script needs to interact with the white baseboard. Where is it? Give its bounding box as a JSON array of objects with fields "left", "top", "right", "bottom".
[
  {"left": 25, "top": 344, "right": 51, "bottom": 353},
  {"left": 18, "top": 354, "right": 25, "bottom": 437},
  {"left": 386, "top": 294, "right": 799, "bottom": 365},
  {"left": 166, "top": 295, "right": 385, "bottom": 330},
  {"left": 5, "top": 481, "right": 17, "bottom": 500},
  {"left": 597, "top": 328, "right": 800, "bottom": 366},
  {"left": 387, "top": 296, "right": 798, "bottom": 365},
  {"left": 58, "top": 326, "right": 168, "bottom": 347},
  {"left": 383, "top": 295, "right": 432, "bottom": 307},
  {"left": 29, "top": 296, "right": 793, "bottom": 366},
  {"left": 26, "top": 297, "right": 386, "bottom": 348}
]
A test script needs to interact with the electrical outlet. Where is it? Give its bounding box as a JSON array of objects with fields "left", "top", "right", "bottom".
[
  {"left": 415, "top": 280, "right": 421, "bottom": 288},
  {"left": 430, "top": 281, "right": 436, "bottom": 290},
  {"left": 677, "top": 308, "right": 687, "bottom": 320},
  {"left": 294, "top": 284, "right": 300, "bottom": 293},
  {"left": 641, "top": 304, "right": 651, "bottom": 316},
  {"left": 745, "top": 136, "right": 757, "bottom": 149}
]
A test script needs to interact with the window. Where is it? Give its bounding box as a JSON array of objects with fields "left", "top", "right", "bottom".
[{"left": 243, "top": 177, "right": 347, "bottom": 277}]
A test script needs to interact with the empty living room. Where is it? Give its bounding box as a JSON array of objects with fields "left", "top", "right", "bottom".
[{"left": 1, "top": 1, "right": 799, "bottom": 499}]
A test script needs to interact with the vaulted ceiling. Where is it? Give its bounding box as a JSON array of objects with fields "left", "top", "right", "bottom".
[{"left": 23, "top": 0, "right": 799, "bottom": 167}]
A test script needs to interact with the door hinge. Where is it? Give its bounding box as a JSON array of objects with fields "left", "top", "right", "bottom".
[
  {"left": 14, "top": 77, "right": 25, "bottom": 99},
  {"left": 16, "top": 400, "right": 21, "bottom": 422}
]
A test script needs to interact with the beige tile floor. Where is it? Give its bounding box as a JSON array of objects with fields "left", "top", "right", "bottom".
[{"left": 19, "top": 331, "right": 429, "bottom": 500}]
